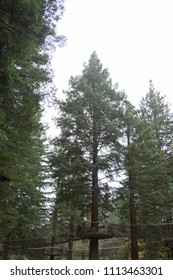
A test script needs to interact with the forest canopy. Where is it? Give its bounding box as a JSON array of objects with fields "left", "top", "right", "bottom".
[
  {"left": 0, "top": 0, "right": 65, "bottom": 259},
  {"left": 0, "top": 1, "right": 173, "bottom": 260}
]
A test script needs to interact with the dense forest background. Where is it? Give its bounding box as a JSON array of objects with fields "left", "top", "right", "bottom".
[{"left": 0, "top": 0, "right": 173, "bottom": 260}]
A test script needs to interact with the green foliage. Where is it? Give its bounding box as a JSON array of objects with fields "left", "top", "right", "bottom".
[
  {"left": 0, "top": 0, "right": 65, "bottom": 259},
  {"left": 140, "top": 80, "right": 173, "bottom": 151},
  {"left": 50, "top": 52, "right": 126, "bottom": 259},
  {"left": 50, "top": 56, "right": 173, "bottom": 260},
  {"left": 115, "top": 83, "right": 173, "bottom": 259}
]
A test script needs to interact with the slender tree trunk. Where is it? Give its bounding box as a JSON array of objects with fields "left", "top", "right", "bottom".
[
  {"left": 67, "top": 240, "right": 73, "bottom": 260},
  {"left": 129, "top": 187, "right": 138, "bottom": 260},
  {"left": 67, "top": 219, "right": 74, "bottom": 260},
  {"left": 89, "top": 115, "right": 99, "bottom": 260},
  {"left": 50, "top": 193, "right": 59, "bottom": 260},
  {"left": 127, "top": 126, "right": 138, "bottom": 260},
  {"left": 89, "top": 163, "right": 99, "bottom": 259},
  {"left": 89, "top": 165, "right": 99, "bottom": 259},
  {"left": 89, "top": 238, "right": 99, "bottom": 260}
]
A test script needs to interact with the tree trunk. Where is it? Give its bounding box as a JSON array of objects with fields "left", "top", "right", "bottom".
[
  {"left": 67, "top": 240, "right": 73, "bottom": 260},
  {"left": 129, "top": 189, "right": 138, "bottom": 260},
  {"left": 89, "top": 238, "right": 99, "bottom": 260},
  {"left": 127, "top": 125, "right": 138, "bottom": 260},
  {"left": 67, "top": 220, "right": 74, "bottom": 260},
  {"left": 89, "top": 163, "right": 99, "bottom": 259},
  {"left": 89, "top": 115, "right": 99, "bottom": 260},
  {"left": 50, "top": 193, "right": 59, "bottom": 260}
]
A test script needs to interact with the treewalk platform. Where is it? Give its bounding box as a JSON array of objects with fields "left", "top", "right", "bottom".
[
  {"left": 77, "top": 230, "right": 113, "bottom": 240},
  {"left": 76, "top": 223, "right": 130, "bottom": 239},
  {"left": 75, "top": 222, "right": 173, "bottom": 240}
]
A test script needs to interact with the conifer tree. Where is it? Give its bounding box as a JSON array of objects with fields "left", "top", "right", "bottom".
[
  {"left": 52, "top": 52, "right": 125, "bottom": 259},
  {"left": 117, "top": 84, "right": 173, "bottom": 259},
  {"left": 0, "top": 0, "right": 65, "bottom": 258},
  {"left": 139, "top": 82, "right": 173, "bottom": 258}
]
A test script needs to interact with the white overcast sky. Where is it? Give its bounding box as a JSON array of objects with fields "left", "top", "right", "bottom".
[{"left": 51, "top": 0, "right": 173, "bottom": 108}]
